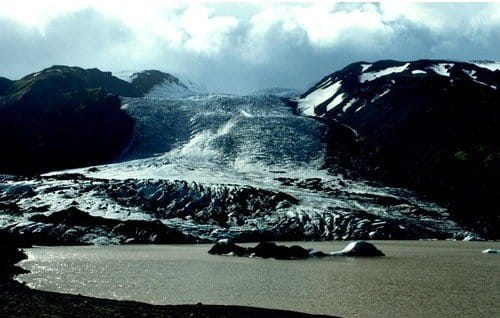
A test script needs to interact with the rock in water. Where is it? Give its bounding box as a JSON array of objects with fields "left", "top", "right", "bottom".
[
  {"left": 208, "top": 240, "right": 384, "bottom": 259},
  {"left": 253, "top": 242, "right": 309, "bottom": 259},
  {"left": 331, "top": 241, "right": 385, "bottom": 256},
  {"left": 207, "top": 239, "right": 250, "bottom": 257}
]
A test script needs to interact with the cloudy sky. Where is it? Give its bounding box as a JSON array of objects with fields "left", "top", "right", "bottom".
[{"left": 1, "top": 1, "right": 499, "bottom": 93}]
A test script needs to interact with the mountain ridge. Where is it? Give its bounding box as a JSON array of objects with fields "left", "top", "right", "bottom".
[{"left": 297, "top": 59, "right": 499, "bottom": 237}]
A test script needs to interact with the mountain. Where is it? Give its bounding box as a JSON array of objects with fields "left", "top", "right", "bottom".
[
  {"left": 0, "top": 61, "right": 495, "bottom": 244},
  {"left": 0, "top": 66, "right": 135, "bottom": 174},
  {"left": 0, "top": 66, "right": 209, "bottom": 174},
  {"left": 297, "top": 59, "right": 499, "bottom": 237},
  {"left": 117, "top": 70, "right": 205, "bottom": 98}
]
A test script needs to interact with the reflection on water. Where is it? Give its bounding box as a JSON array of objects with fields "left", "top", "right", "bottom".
[{"left": 19, "top": 241, "right": 499, "bottom": 318}]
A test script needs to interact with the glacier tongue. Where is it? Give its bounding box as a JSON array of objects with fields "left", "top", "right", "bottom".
[{"left": 2, "top": 93, "right": 477, "bottom": 244}]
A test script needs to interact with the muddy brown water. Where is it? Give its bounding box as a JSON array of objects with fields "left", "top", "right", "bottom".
[{"left": 19, "top": 241, "right": 499, "bottom": 317}]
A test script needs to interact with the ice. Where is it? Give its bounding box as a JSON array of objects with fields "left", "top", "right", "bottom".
[
  {"left": 359, "top": 63, "right": 410, "bottom": 83},
  {"left": 482, "top": 249, "right": 499, "bottom": 254},
  {"left": 7, "top": 92, "right": 473, "bottom": 243}
]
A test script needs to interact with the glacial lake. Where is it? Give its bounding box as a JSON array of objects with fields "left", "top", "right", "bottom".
[{"left": 19, "top": 241, "right": 499, "bottom": 318}]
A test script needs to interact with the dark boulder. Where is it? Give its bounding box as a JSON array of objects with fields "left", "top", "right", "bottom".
[
  {"left": 207, "top": 239, "right": 250, "bottom": 256},
  {"left": 253, "top": 242, "right": 309, "bottom": 259}
]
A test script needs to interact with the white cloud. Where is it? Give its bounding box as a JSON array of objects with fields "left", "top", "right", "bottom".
[{"left": 0, "top": 1, "right": 499, "bottom": 93}]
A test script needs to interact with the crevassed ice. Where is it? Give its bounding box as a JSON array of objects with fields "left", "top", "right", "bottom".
[
  {"left": 428, "top": 63, "right": 454, "bottom": 77},
  {"left": 297, "top": 81, "right": 343, "bottom": 116},
  {"left": 359, "top": 63, "right": 410, "bottom": 83}
]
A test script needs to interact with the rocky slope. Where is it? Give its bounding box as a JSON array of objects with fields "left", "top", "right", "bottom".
[
  {"left": 297, "top": 59, "right": 500, "bottom": 237},
  {"left": 0, "top": 66, "right": 136, "bottom": 174}
]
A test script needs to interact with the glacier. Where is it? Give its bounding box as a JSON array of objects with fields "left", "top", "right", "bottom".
[{"left": 0, "top": 89, "right": 478, "bottom": 244}]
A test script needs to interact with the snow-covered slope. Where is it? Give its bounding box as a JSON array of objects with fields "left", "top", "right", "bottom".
[
  {"left": 296, "top": 60, "right": 499, "bottom": 118},
  {"left": 114, "top": 69, "right": 206, "bottom": 98}
]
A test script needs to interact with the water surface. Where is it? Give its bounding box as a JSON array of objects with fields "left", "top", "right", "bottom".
[{"left": 19, "top": 241, "right": 499, "bottom": 317}]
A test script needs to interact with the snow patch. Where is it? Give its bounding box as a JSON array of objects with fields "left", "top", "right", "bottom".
[
  {"left": 317, "top": 78, "right": 333, "bottom": 89},
  {"left": 297, "top": 81, "right": 343, "bottom": 116},
  {"left": 361, "top": 64, "right": 372, "bottom": 72},
  {"left": 412, "top": 70, "right": 426, "bottom": 75},
  {"left": 371, "top": 88, "right": 390, "bottom": 103},
  {"left": 146, "top": 79, "right": 205, "bottom": 99},
  {"left": 359, "top": 63, "right": 410, "bottom": 83},
  {"left": 428, "top": 63, "right": 454, "bottom": 77},
  {"left": 462, "top": 70, "right": 496, "bottom": 89},
  {"left": 326, "top": 93, "right": 346, "bottom": 112},
  {"left": 342, "top": 98, "right": 358, "bottom": 112},
  {"left": 463, "top": 69, "right": 477, "bottom": 80},
  {"left": 354, "top": 105, "right": 365, "bottom": 113}
]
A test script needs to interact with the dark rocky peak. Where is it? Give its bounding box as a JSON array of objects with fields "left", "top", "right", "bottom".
[
  {"left": 0, "top": 66, "right": 136, "bottom": 174},
  {"left": 0, "top": 77, "right": 13, "bottom": 96},
  {"left": 297, "top": 59, "right": 499, "bottom": 119},
  {"left": 12, "top": 65, "right": 142, "bottom": 99},
  {"left": 130, "top": 70, "right": 187, "bottom": 95}
]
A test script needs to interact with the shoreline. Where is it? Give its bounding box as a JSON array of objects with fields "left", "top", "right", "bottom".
[
  {"left": 1, "top": 241, "right": 334, "bottom": 318},
  {"left": 0, "top": 280, "right": 333, "bottom": 318}
]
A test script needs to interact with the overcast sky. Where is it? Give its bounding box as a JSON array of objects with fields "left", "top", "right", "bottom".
[{"left": 1, "top": 1, "right": 499, "bottom": 93}]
